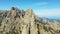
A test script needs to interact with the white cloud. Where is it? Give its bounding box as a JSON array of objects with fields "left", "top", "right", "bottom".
[
  {"left": 34, "top": 8, "right": 60, "bottom": 17},
  {"left": 35, "top": 2, "right": 48, "bottom": 6}
]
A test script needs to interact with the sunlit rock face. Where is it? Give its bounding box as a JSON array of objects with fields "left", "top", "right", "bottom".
[{"left": 0, "top": 7, "right": 60, "bottom": 34}]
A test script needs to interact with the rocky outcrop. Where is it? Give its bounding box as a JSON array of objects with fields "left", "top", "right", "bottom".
[{"left": 0, "top": 7, "right": 60, "bottom": 34}]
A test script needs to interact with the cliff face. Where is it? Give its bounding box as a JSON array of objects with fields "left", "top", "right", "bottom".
[{"left": 0, "top": 7, "right": 60, "bottom": 34}]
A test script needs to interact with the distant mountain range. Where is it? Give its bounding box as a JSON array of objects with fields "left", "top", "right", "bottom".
[{"left": 39, "top": 17, "right": 60, "bottom": 23}]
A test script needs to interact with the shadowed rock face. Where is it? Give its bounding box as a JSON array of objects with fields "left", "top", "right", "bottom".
[{"left": 0, "top": 7, "right": 60, "bottom": 34}]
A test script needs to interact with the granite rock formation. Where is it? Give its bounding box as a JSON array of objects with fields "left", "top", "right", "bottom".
[{"left": 0, "top": 7, "right": 60, "bottom": 34}]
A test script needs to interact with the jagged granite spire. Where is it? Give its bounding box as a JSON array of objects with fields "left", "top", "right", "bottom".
[
  {"left": 26, "top": 8, "right": 34, "bottom": 14},
  {"left": 11, "top": 7, "right": 18, "bottom": 10}
]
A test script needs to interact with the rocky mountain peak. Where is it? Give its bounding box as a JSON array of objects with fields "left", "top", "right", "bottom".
[
  {"left": 11, "top": 7, "right": 18, "bottom": 10},
  {"left": 0, "top": 7, "right": 60, "bottom": 34},
  {"left": 27, "top": 8, "right": 33, "bottom": 14},
  {"left": 25, "top": 8, "right": 34, "bottom": 17},
  {"left": 10, "top": 7, "right": 20, "bottom": 17}
]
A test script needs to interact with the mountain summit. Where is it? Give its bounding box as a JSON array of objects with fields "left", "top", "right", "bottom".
[{"left": 0, "top": 7, "right": 60, "bottom": 34}]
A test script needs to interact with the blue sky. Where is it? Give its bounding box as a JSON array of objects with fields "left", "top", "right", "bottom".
[{"left": 0, "top": 0, "right": 60, "bottom": 19}]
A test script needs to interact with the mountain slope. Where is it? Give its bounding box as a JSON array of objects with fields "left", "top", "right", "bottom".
[{"left": 0, "top": 7, "right": 60, "bottom": 34}]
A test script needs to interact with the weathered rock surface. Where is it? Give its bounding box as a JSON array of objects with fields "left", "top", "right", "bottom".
[{"left": 0, "top": 7, "right": 60, "bottom": 34}]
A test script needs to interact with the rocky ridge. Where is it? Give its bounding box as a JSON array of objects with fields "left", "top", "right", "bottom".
[{"left": 0, "top": 7, "right": 60, "bottom": 34}]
